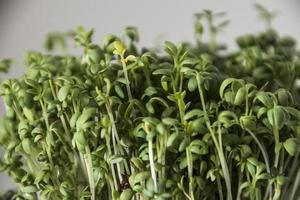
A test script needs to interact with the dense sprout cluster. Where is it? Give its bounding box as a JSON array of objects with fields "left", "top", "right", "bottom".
[{"left": 1, "top": 6, "right": 300, "bottom": 200}]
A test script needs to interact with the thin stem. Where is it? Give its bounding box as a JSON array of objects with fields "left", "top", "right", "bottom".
[
  {"left": 236, "top": 172, "right": 243, "bottom": 200},
  {"left": 39, "top": 100, "right": 60, "bottom": 187},
  {"left": 289, "top": 166, "right": 300, "bottom": 200},
  {"left": 281, "top": 150, "right": 300, "bottom": 199},
  {"left": 246, "top": 130, "right": 270, "bottom": 173},
  {"left": 177, "top": 98, "right": 185, "bottom": 124},
  {"left": 186, "top": 148, "right": 195, "bottom": 200},
  {"left": 246, "top": 129, "right": 272, "bottom": 199},
  {"left": 273, "top": 126, "right": 280, "bottom": 168},
  {"left": 84, "top": 146, "right": 95, "bottom": 200},
  {"left": 217, "top": 123, "right": 233, "bottom": 200},
  {"left": 197, "top": 74, "right": 232, "bottom": 200},
  {"left": 148, "top": 140, "right": 158, "bottom": 193},
  {"left": 121, "top": 55, "right": 133, "bottom": 100},
  {"left": 105, "top": 127, "right": 118, "bottom": 191},
  {"left": 106, "top": 103, "right": 130, "bottom": 174},
  {"left": 217, "top": 176, "right": 224, "bottom": 200}
]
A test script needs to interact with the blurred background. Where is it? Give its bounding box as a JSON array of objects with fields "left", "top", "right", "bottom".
[{"left": 0, "top": 0, "right": 299, "bottom": 191}]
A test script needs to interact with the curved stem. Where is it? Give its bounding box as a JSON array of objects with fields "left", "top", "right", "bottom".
[{"left": 246, "top": 130, "right": 271, "bottom": 173}]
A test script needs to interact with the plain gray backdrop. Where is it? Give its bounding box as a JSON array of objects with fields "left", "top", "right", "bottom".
[{"left": 0, "top": 0, "right": 299, "bottom": 192}]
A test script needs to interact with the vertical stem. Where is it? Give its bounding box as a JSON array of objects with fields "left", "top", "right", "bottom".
[
  {"left": 177, "top": 98, "right": 185, "bottom": 124},
  {"left": 148, "top": 140, "right": 158, "bottom": 193},
  {"left": 246, "top": 129, "right": 273, "bottom": 199},
  {"left": 196, "top": 74, "right": 232, "bottom": 200},
  {"left": 105, "top": 128, "right": 118, "bottom": 191},
  {"left": 39, "top": 100, "right": 60, "bottom": 187},
  {"left": 85, "top": 146, "right": 95, "bottom": 200},
  {"left": 246, "top": 130, "right": 270, "bottom": 173},
  {"left": 106, "top": 103, "right": 130, "bottom": 174},
  {"left": 273, "top": 127, "right": 280, "bottom": 168},
  {"left": 289, "top": 166, "right": 300, "bottom": 200},
  {"left": 217, "top": 176, "right": 224, "bottom": 200},
  {"left": 186, "top": 148, "right": 195, "bottom": 200},
  {"left": 217, "top": 123, "right": 233, "bottom": 200},
  {"left": 281, "top": 150, "right": 299, "bottom": 199},
  {"left": 121, "top": 56, "right": 133, "bottom": 100},
  {"left": 49, "top": 79, "right": 81, "bottom": 194}
]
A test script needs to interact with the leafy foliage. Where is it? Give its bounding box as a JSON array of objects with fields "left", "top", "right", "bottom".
[{"left": 1, "top": 4, "right": 300, "bottom": 200}]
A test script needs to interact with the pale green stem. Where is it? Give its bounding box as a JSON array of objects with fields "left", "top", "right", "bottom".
[
  {"left": 217, "top": 176, "right": 224, "bottom": 200},
  {"left": 186, "top": 148, "right": 195, "bottom": 200},
  {"left": 148, "top": 140, "right": 158, "bottom": 193},
  {"left": 121, "top": 56, "right": 133, "bottom": 100},
  {"left": 246, "top": 130, "right": 271, "bottom": 173},
  {"left": 289, "top": 166, "right": 300, "bottom": 200},
  {"left": 105, "top": 128, "right": 118, "bottom": 191},
  {"left": 196, "top": 74, "right": 232, "bottom": 200},
  {"left": 85, "top": 146, "right": 95, "bottom": 200},
  {"left": 106, "top": 103, "right": 130, "bottom": 174}
]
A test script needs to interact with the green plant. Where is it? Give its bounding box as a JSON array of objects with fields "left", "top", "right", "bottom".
[{"left": 1, "top": 4, "right": 300, "bottom": 200}]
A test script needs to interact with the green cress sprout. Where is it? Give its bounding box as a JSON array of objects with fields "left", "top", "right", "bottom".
[{"left": 1, "top": 4, "right": 300, "bottom": 200}]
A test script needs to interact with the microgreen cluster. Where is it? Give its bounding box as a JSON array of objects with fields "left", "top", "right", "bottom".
[{"left": 1, "top": 5, "right": 300, "bottom": 200}]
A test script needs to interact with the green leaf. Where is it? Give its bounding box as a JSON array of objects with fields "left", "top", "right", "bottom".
[
  {"left": 124, "top": 26, "right": 139, "bottom": 42},
  {"left": 188, "top": 77, "right": 197, "bottom": 92},
  {"left": 21, "top": 185, "right": 38, "bottom": 193},
  {"left": 132, "top": 172, "right": 150, "bottom": 185},
  {"left": 113, "top": 40, "right": 126, "bottom": 56},
  {"left": 283, "top": 138, "right": 298, "bottom": 156},
  {"left": 164, "top": 41, "right": 177, "bottom": 57},
  {"left": 179, "top": 138, "right": 189, "bottom": 152},
  {"left": 87, "top": 46, "right": 102, "bottom": 63},
  {"left": 152, "top": 68, "right": 172, "bottom": 76},
  {"left": 161, "top": 76, "right": 169, "bottom": 91},
  {"left": 74, "top": 131, "right": 87, "bottom": 152},
  {"left": 179, "top": 157, "right": 188, "bottom": 169},
  {"left": 255, "top": 92, "right": 274, "bottom": 108},
  {"left": 191, "top": 118, "right": 206, "bottom": 133},
  {"left": 234, "top": 87, "right": 247, "bottom": 106},
  {"left": 146, "top": 102, "right": 154, "bottom": 114},
  {"left": 0, "top": 59, "right": 12, "bottom": 72},
  {"left": 125, "top": 55, "right": 137, "bottom": 62},
  {"left": 246, "top": 162, "right": 256, "bottom": 177},
  {"left": 247, "top": 157, "right": 258, "bottom": 166},
  {"left": 190, "top": 140, "right": 208, "bottom": 155},
  {"left": 267, "top": 106, "right": 286, "bottom": 129},
  {"left": 22, "top": 138, "right": 33, "bottom": 154},
  {"left": 143, "top": 87, "right": 157, "bottom": 97},
  {"left": 156, "top": 123, "right": 166, "bottom": 135},
  {"left": 276, "top": 88, "right": 293, "bottom": 106},
  {"left": 218, "top": 111, "right": 238, "bottom": 127},
  {"left": 108, "top": 155, "right": 124, "bottom": 164},
  {"left": 114, "top": 84, "right": 125, "bottom": 98},
  {"left": 184, "top": 109, "right": 204, "bottom": 121},
  {"left": 70, "top": 112, "right": 81, "bottom": 129},
  {"left": 120, "top": 189, "right": 134, "bottom": 200},
  {"left": 240, "top": 115, "right": 256, "bottom": 130},
  {"left": 167, "top": 133, "right": 180, "bottom": 148},
  {"left": 76, "top": 108, "right": 96, "bottom": 128},
  {"left": 57, "top": 86, "right": 70, "bottom": 102},
  {"left": 162, "top": 118, "right": 178, "bottom": 126},
  {"left": 219, "top": 78, "right": 237, "bottom": 99},
  {"left": 276, "top": 176, "right": 286, "bottom": 186}
]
